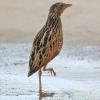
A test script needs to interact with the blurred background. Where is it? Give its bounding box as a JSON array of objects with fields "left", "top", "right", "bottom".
[{"left": 0, "top": 0, "right": 100, "bottom": 44}]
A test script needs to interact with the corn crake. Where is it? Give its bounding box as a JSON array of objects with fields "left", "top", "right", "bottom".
[{"left": 28, "top": 2, "right": 72, "bottom": 96}]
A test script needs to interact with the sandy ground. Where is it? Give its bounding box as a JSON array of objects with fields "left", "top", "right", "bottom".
[
  {"left": 0, "top": 44, "right": 100, "bottom": 100},
  {"left": 0, "top": 0, "right": 100, "bottom": 44}
]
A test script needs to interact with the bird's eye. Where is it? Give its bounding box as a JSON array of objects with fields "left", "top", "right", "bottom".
[{"left": 60, "top": 4, "right": 64, "bottom": 8}]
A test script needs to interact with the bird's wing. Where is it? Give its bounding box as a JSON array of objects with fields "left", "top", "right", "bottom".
[
  {"left": 28, "top": 27, "right": 62, "bottom": 77},
  {"left": 28, "top": 28, "right": 51, "bottom": 76}
]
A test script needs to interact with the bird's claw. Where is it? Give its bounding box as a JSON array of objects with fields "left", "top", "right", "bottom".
[
  {"left": 43, "top": 68, "right": 56, "bottom": 76},
  {"left": 47, "top": 68, "right": 56, "bottom": 76}
]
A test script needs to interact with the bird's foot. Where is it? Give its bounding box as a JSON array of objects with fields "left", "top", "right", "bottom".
[
  {"left": 43, "top": 68, "right": 56, "bottom": 76},
  {"left": 39, "top": 91, "right": 55, "bottom": 97}
]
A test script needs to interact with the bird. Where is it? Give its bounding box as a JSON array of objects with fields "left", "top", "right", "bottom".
[{"left": 28, "top": 2, "right": 72, "bottom": 96}]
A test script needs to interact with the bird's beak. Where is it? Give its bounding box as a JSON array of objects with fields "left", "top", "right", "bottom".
[{"left": 63, "top": 3, "right": 72, "bottom": 9}]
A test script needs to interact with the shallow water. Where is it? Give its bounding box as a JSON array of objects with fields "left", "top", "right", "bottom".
[{"left": 0, "top": 44, "right": 100, "bottom": 100}]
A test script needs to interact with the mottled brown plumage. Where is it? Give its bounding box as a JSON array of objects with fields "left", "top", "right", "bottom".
[{"left": 28, "top": 2, "right": 72, "bottom": 96}]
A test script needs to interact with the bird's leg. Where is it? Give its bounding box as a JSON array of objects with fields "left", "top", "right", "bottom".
[
  {"left": 38, "top": 69, "right": 47, "bottom": 97},
  {"left": 43, "top": 65, "right": 56, "bottom": 76},
  {"left": 38, "top": 69, "right": 42, "bottom": 96},
  {"left": 38, "top": 69, "right": 52, "bottom": 97}
]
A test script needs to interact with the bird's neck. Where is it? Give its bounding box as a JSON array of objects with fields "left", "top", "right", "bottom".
[{"left": 45, "top": 14, "right": 62, "bottom": 29}]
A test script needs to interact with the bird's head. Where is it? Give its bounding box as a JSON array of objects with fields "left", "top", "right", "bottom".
[{"left": 49, "top": 2, "right": 72, "bottom": 17}]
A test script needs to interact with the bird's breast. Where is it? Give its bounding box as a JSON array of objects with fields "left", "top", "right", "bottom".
[{"left": 45, "top": 28, "right": 63, "bottom": 62}]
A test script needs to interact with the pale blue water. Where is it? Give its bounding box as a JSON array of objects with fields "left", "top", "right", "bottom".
[{"left": 0, "top": 44, "right": 100, "bottom": 100}]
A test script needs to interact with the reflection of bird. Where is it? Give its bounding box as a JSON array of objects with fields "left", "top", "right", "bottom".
[{"left": 28, "top": 2, "right": 72, "bottom": 96}]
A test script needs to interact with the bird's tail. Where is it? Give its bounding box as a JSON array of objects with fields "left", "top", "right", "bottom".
[
  {"left": 28, "top": 71, "right": 33, "bottom": 77},
  {"left": 27, "top": 65, "right": 39, "bottom": 77},
  {"left": 27, "top": 65, "right": 34, "bottom": 77}
]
